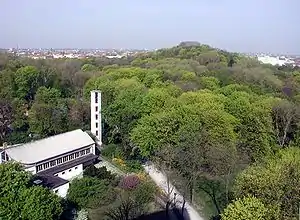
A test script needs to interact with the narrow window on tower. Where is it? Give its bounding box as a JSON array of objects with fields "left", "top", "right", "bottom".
[
  {"left": 95, "top": 92, "right": 98, "bottom": 103},
  {"left": 95, "top": 106, "right": 98, "bottom": 112},
  {"left": 95, "top": 114, "right": 98, "bottom": 120},
  {"left": 96, "top": 130, "right": 98, "bottom": 136},
  {"left": 96, "top": 122, "right": 98, "bottom": 128}
]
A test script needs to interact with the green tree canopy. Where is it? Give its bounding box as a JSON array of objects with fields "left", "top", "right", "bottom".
[{"left": 221, "top": 196, "right": 270, "bottom": 220}]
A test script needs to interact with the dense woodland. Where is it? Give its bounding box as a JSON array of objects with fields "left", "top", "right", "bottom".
[{"left": 1, "top": 42, "right": 300, "bottom": 220}]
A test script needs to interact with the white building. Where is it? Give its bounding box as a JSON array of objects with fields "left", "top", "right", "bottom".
[
  {"left": 0, "top": 91, "right": 102, "bottom": 198},
  {"left": 257, "top": 55, "right": 295, "bottom": 66}
]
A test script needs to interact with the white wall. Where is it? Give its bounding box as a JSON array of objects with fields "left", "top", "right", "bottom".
[
  {"left": 54, "top": 164, "right": 83, "bottom": 181},
  {"left": 25, "top": 166, "right": 36, "bottom": 175},
  {"left": 53, "top": 182, "right": 70, "bottom": 198}
]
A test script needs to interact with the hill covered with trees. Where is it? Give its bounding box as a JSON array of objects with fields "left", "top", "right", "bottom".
[{"left": 1, "top": 42, "right": 300, "bottom": 220}]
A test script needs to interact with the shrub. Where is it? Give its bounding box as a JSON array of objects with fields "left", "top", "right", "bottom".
[
  {"left": 67, "top": 177, "right": 116, "bottom": 209},
  {"left": 132, "top": 181, "right": 157, "bottom": 205},
  {"left": 83, "top": 165, "right": 116, "bottom": 183},
  {"left": 221, "top": 196, "right": 271, "bottom": 220},
  {"left": 125, "top": 160, "right": 142, "bottom": 172},
  {"left": 119, "top": 175, "right": 140, "bottom": 190},
  {"left": 112, "top": 157, "right": 126, "bottom": 167},
  {"left": 101, "top": 144, "right": 118, "bottom": 158}
]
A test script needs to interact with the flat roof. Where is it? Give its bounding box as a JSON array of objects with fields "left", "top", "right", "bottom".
[
  {"left": 33, "top": 174, "right": 69, "bottom": 189},
  {"left": 5, "top": 129, "right": 95, "bottom": 164}
]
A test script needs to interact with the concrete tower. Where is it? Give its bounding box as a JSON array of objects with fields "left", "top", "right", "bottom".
[{"left": 90, "top": 90, "right": 102, "bottom": 145}]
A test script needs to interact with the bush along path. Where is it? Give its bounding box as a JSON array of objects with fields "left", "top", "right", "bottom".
[
  {"left": 95, "top": 157, "right": 204, "bottom": 219},
  {"left": 95, "top": 156, "right": 125, "bottom": 176}
]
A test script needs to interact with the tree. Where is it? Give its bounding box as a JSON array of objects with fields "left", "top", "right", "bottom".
[
  {"left": 21, "top": 186, "right": 63, "bottom": 220},
  {"left": 67, "top": 177, "right": 116, "bottom": 209},
  {"left": 0, "top": 162, "right": 63, "bottom": 220},
  {"left": 28, "top": 101, "right": 68, "bottom": 137},
  {"left": 0, "top": 99, "right": 13, "bottom": 144},
  {"left": 15, "top": 65, "right": 40, "bottom": 101},
  {"left": 81, "top": 64, "right": 98, "bottom": 72},
  {"left": 0, "top": 163, "right": 31, "bottom": 220},
  {"left": 272, "top": 100, "right": 300, "bottom": 147},
  {"left": 105, "top": 197, "right": 141, "bottom": 220},
  {"left": 233, "top": 147, "right": 300, "bottom": 219},
  {"left": 83, "top": 165, "right": 117, "bottom": 185},
  {"left": 34, "top": 86, "right": 61, "bottom": 105},
  {"left": 221, "top": 196, "right": 270, "bottom": 220}
]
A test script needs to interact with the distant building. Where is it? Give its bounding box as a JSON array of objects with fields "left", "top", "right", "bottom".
[
  {"left": 0, "top": 91, "right": 103, "bottom": 197},
  {"left": 257, "top": 55, "right": 295, "bottom": 66}
]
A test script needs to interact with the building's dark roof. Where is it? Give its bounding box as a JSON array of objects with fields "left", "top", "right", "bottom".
[
  {"left": 38, "top": 154, "right": 98, "bottom": 175},
  {"left": 32, "top": 174, "right": 69, "bottom": 189}
]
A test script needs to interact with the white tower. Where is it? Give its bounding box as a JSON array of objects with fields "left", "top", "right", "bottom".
[{"left": 90, "top": 90, "right": 102, "bottom": 145}]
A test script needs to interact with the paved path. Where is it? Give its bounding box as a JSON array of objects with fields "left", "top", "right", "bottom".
[{"left": 143, "top": 164, "right": 205, "bottom": 220}]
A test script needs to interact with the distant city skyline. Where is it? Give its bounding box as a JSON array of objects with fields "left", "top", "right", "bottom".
[{"left": 1, "top": 0, "right": 299, "bottom": 54}]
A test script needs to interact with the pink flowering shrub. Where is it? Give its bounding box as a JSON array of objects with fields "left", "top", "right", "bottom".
[{"left": 119, "top": 174, "right": 140, "bottom": 190}]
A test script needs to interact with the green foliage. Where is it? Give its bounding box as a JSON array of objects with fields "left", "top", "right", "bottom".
[
  {"left": 200, "top": 76, "right": 220, "bottom": 90},
  {"left": 15, "top": 65, "right": 40, "bottom": 100},
  {"left": 2, "top": 43, "right": 300, "bottom": 220},
  {"left": 21, "top": 186, "right": 63, "bottom": 220},
  {"left": 34, "top": 86, "right": 61, "bottom": 104},
  {"left": 221, "top": 196, "right": 270, "bottom": 220},
  {"left": 132, "top": 181, "right": 157, "bottom": 205},
  {"left": 67, "top": 177, "right": 116, "bottom": 209},
  {"left": 83, "top": 165, "right": 118, "bottom": 185},
  {"left": 81, "top": 63, "right": 98, "bottom": 72},
  {"left": 233, "top": 147, "right": 300, "bottom": 219},
  {"left": 0, "top": 162, "right": 63, "bottom": 220}
]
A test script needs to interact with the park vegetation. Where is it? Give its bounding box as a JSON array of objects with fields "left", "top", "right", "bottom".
[{"left": 1, "top": 42, "right": 300, "bottom": 219}]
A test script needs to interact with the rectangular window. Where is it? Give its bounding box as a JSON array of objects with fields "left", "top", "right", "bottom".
[
  {"left": 62, "top": 172, "right": 65, "bottom": 175},
  {"left": 50, "top": 160, "right": 56, "bottom": 167},
  {"left": 36, "top": 165, "right": 43, "bottom": 172},
  {"left": 75, "top": 167, "right": 78, "bottom": 170},
  {"left": 95, "top": 114, "right": 98, "bottom": 120},
  {"left": 75, "top": 152, "right": 79, "bottom": 158},
  {"left": 86, "top": 148, "right": 90, "bottom": 154},
  {"left": 1, "top": 152, "right": 5, "bottom": 161},
  {"left": 63, "top": 156, "right": 68, "bottom": 162},
  {"left": 95, "top": 92, "right": 98, "bottom": 103},
  {"left": 54, "top": 189, "right": 59, "bottom": 193},
  {"left": 69, "top": 154, "right": 74, "bottom": 160},
  {"left": 95, "top": 106, "right": 98, "bottom": 112},
  {"left": 69, "top": 169, "right": 72, "bottom": 172},
  {"left": 80, "top": 150, "right": 85, "bottom": 156},
  {"left": 43, "top": 162, "right": 50, "bottom": 169},
  {"left": 96, "top": 122, "right": 98, "bottom": 128},
  {"left": 54, "top": 174, "right": 58, "bottom": 176},
  {"left": 57, "top": 158, "right": 62, "bottom": 164},
  {"left": 96, "top": 130, "right": 98, "bottom": 136}
]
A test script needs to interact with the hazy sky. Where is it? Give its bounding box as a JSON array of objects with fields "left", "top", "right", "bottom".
[{"left": 1, "top": 0, "right": 299, "bottom": 54}]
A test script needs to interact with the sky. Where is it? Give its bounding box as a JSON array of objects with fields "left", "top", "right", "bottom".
[{"left": 1, "top": 0, "right": 299, "bottom": 54}]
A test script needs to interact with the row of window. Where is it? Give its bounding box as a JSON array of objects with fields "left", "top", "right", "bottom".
[
  {"left": 54, "top": 166, "right": 78, "bottom": 176},
  {"left": 36, "top": 148, "right": 91, "bottom": 172}
]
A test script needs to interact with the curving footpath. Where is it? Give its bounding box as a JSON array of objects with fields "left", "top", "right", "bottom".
[{"left": 143, "top": 164, "right": 205, "bottom": 220}]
